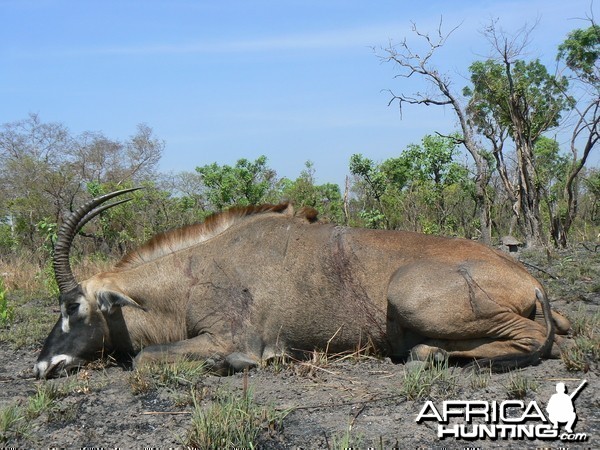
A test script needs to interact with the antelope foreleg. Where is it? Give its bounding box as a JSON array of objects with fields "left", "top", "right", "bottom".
[{"left": 133, "top": 334, "right": 258, "bottom": 374}]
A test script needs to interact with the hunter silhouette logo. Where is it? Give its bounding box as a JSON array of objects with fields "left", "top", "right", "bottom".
[{"left": 546, "top": 380, "right": 587, "bottom": 434}]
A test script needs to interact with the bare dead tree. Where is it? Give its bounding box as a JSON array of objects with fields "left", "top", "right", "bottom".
[{"left": 379, "top": 19, "right": 493, "bottom": 245}]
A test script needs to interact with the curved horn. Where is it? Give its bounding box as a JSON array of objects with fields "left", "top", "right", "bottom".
[{"left": 53, "top": 188, "right": 141, "bottom": 294}]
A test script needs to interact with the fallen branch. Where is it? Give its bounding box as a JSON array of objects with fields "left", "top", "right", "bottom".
[
  {"left": 270, "top": 393, "right": 406, "bottom": 412},
  {"left": 519, "top": 260, "right": 559, "bottom": 280},
  {"left": 545, "top": 377, "right": 583, "bottom": 382},
  {"left": 580, "top": 242, "right": 600, "bottom": 252},
  {"left": 349, "top": 404, "right": 366, "bottom": 431}
]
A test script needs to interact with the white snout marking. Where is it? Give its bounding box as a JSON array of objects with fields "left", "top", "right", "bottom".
[
  {"left": 61, "top": 316, "right": 70, "bottom": 333},
  {"left": 33, "top": 361, "right": 48, "bottom": 378},
  {"left": 51, "top": 354, "right": 74, "bottom": 368},
  {"left": 33, "top": 354, "right": 75, "bottom": 378}
]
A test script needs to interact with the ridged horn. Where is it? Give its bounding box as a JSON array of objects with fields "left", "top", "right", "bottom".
[{"left": 53, "top": 188, "right": 141, "bottom": 294}]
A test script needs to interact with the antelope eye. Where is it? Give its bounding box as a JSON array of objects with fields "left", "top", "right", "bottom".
[{"left": 66, "top": 303, "right": 79, "bottom": 316}]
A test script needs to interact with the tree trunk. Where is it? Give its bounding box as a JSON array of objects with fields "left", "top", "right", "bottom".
[
  {"left": 343, "top": 175, "right": 350, "bottom": 226},
  {"left": 474, "top": 168, "right": 492, "bottom": 245},
  {"left": 465, "top": 139, "right": 492, "bottom": 246},
  {"left": 453, "top": 99, "right": 493, "bottom": 245},
  {"left": 514, "top": 140, "right": 545, "bottom": 247}
]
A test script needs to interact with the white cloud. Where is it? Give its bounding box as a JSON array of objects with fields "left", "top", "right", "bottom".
[{"left": 15, "top": 23, "right": 402, "bottom": 58}]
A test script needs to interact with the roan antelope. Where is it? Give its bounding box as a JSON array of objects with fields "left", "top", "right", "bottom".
[{"left": 34, "top": 189, "right": 570, "bottom": 378}]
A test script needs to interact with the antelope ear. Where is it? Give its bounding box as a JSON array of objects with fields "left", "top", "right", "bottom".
[{"left": 97, "top": 290, "right": 144, "bottom": 314}]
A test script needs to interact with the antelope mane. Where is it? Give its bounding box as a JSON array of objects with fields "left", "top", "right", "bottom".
[{"left": 115, "top": 203, "right": 296, "bottom": 270}]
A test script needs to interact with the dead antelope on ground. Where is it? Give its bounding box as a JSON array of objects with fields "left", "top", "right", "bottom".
[{"left": 34, "top": 189, "right": 571, "bottom": 379}]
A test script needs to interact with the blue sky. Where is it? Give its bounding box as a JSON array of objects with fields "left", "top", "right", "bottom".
[{"left": 1, "top": 0, "right": 597, "bottom": 188}]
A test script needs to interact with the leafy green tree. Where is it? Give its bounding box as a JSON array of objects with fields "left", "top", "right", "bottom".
[
  {"left": 464, "top": 22, "right": 574, "bottom": 246},
  {"left": 349, "top": 154, "right": 391, "bottom": 228},
  {"left": 583, "top": 169, "right": 600, "bottom": 224},
  {"left": 558, "top": 23, "right": 600, "bottom": 85},
  {"left": 349, "top": 136, "right": 473, "bottom": 235},
  {"left": 82, "top": 181, "right": 179, "bottom": 256},
  {"left": 533, "top": 137, "right": 570, "bottom": 246},
  {"left": 401, "top": 135, "right": 471, "bottom": 234},
  {"left": 196, "top": 155, "right": 278, "bottom": 209},
  {"left": 555, "top": 22, "right": 600, "bottom": 246},
  {"left": 280, "top": 161, "right": 344, "bottom": 223},
  {"left": 402, "top": 135, "right": 464, "bottom": 187}
]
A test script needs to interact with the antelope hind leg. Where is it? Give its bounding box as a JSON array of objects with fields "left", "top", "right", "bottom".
[
  {"left": 388, "top": 261, "right": 555, "bottom": 370},
  {"left": 407, "top": 314, "right": 550, "bottom": 370}
]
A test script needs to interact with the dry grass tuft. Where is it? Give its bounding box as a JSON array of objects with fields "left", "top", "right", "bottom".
[
  {"left": 0, "top": 256, "right": 46, "bottom": 294},
  {"left": 0, "top": 254, "right": 116, "bottom": 295},
  {"left": 505, "top": 371, "right": 539, "bottom": 399},
  {"left": 562, "top": 306, "right": 600, "bottom": 372}
]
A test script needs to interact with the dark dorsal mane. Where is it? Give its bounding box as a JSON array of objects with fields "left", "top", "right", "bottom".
[{"left": 116, "top": 202, "right": 317, "bottom": 270}]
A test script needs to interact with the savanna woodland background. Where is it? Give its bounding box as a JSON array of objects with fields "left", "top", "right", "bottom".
[{"left": 0, "top": 15, "right": 599, "bottom": 449}]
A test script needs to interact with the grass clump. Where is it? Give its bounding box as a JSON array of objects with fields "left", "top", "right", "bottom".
[
  {"left": 0, "top": 404, "right": 28, "bottom": 443},
  {"left": 26, "top": 383, "right": 61, "bottom": 419},
  {"left": 505, "top": 371, "right": 538, "bottom": 399},
  {"left": 328, "top": 421, "right": 364, "bottom": 449},
  {"left": 0, "top": 383, "right": 63, "bottom": 443},
  {"left": 562, "top": 306, "right": 600, "bottom": 372},
  {"left": 185, "top": 388, "right": 285, "bottom": 449},
  {"left": 55, "top": 368, "right": 109, "bottom": 396},
  {"left": 400, "top": 360, "right": 457, "bottom": 401},
  {"left": 129, "top": 358, "right": 208, "bottom": 395},
  {"left": 287, "top": 341, "right": 378, "bottom": 379},
  {"left": 468, "top": 367, "right": 492, "bottom": 390}
]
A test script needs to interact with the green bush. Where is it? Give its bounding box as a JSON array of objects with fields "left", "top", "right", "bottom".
[{"left": 0, "top": 278, "right": 14, "bottom": 328}]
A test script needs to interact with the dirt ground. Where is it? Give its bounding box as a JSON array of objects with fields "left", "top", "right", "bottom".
[{"left": 1, "top": 247, "right": 598, "bottom": 449}]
